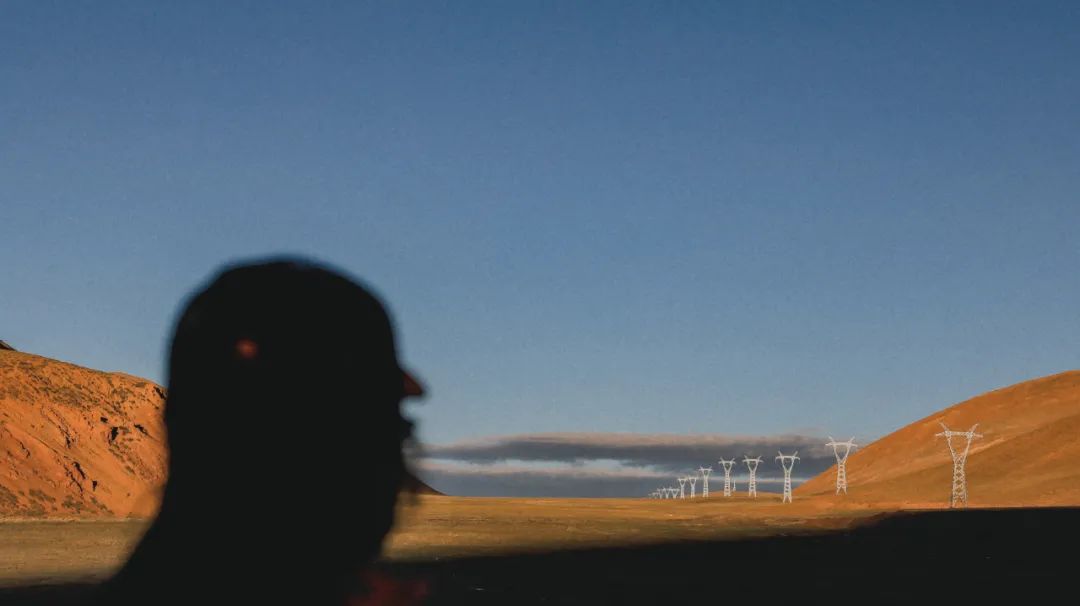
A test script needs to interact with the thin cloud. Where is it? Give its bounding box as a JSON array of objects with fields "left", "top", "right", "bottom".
[
  {"left": 416, "top": 460, "right": 800, "bottom": 498},
  {"left": 412, "top": 432, "right": 838, "bottom": 497},
  {"left": 417, "top": 432, "right": 834, "bottom": 471}
]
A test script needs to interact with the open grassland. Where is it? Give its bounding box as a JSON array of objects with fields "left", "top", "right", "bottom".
[
  {"left": 0, "top": 492, "right": 898, "bottom": 587},
  {"left": 385, "top": 494, "right": 891, "bottom": 559},
  {"left": 0, "top": 493, "right": 893, "bottom": 587},
  {"left": 2, "top": 502, "right": 1074, "bottom": 604},
  {"left": 0, "top": 519, "right": 149, "bottom": 587}
]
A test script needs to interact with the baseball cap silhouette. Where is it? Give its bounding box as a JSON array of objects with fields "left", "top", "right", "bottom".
[{"left": 99, "top": 257, "right": 425, "bottom": 605}]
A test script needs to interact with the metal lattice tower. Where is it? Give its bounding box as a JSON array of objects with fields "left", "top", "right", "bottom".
[
  {"left": 677, "top": 477, "right": 687, "bottom": 499},
  {"left": 718, "top": 458, "right": 736, "bottom": 497},
  {"left": 743, "top": 456, "right": 762, "bottom": 498},
  {"left": 825, "top": 436, "right": 858, "bottom": 495},
  {"left": 698, "top": 467, "right": 712, "bottom": 498},
  {"left": 935, "top": 423, "right": 983, "bottom": 508},
  {"left": 776, "top": 451, "right": 800, "bottom": 504},
  {"left": 688, "top": 475, "right": 698, "bottom": 498}
]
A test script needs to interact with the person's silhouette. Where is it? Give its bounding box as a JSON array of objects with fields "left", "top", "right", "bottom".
[{"left": 97, "top": 258, "right": 426, "bottom": 605}]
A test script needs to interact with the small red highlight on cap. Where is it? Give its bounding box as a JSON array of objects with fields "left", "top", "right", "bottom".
[
  {"left": 235, "top": 338, "right": 259, "bottom": 360},
  {"left": 402, "top": 369, "right": 425, "bottom": 398}
]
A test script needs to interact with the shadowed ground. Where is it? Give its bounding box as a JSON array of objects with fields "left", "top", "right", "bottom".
[{"left": 1, "top": 502, "right": 1075, "bottom": 604}]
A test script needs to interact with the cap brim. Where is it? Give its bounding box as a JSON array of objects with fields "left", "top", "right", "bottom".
[{"left": 402, "top": 368, "right": 425, "bottom": 398}]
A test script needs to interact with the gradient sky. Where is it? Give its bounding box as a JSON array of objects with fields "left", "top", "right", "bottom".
[{"left": 3, "top": 1, "right": 1079, "bottom": 486}]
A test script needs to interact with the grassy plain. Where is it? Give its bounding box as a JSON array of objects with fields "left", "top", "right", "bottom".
[
  {"left": 0, "top": 519, "right": 148, "bottom": 587},
  {"left": 0, "top": 493, "right": 889, "bottom": 587}
]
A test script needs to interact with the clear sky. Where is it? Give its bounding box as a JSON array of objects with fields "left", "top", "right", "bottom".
[{"left": 2, "top": 2, "right": 1079, "bottom": 494}]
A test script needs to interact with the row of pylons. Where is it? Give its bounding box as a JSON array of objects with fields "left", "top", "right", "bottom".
[{"left": 650, "top": 423, "right": 983, "bottom": 508}]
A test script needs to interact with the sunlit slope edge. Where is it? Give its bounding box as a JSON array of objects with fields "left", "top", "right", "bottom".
[
  {"left": 0, "top": 350, "right": 167, "bottom": 517},
  {"left": 796, "top": 370, "right": 1080, "bottom": 507}
]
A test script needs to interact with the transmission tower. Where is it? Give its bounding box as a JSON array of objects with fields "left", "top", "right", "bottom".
[
  {"left": 776, "top": 451, "right": 800, "bottom": 504},
  {"left": 688, "top": 475, "right": 698, "bottom": 498},
  {"left": 698, "top": 467, "right": 712, "bottom": 498},
  {"left": 718, "top": 458, "right": 736, "bottom": 497},
  {"left": 825, "top": 436, "right": 858, "bottom": 495},
  {"left": 677, "top": 477, "right": 687, "bottom": 499},
  {"left": 935, "top": 422, "right": 983, "bottom": 508},
  {"left": 743, "top": 456, "right": 762, "bottom": 498}
]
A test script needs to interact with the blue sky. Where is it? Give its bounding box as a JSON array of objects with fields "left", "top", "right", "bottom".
[{"left": 2, "top": 2, "right": 1079, "bottom": 494}]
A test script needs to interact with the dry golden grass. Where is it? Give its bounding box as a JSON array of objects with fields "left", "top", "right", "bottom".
[
  {"left": 383, "top": 493, "right": 889, "bottom": 559},
  {"left": 0, "top": 493, "right": 888, "bottom": 587},
  {"left": 0, "top": 519, "right": 149, "bottom": 586}
]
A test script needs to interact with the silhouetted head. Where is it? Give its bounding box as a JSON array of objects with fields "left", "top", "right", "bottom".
[{"left": 107, "top": 257, "right": 424, "bottom": 604}]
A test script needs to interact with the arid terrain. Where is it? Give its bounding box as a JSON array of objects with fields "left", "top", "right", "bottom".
[
  {"left": 1, "top": 493, "right": 883, "bottom": 588},
  {"left": 0, "top": 350, "right": 167, "bottom": 518},
  {"left": 1, "top": 350, "right": 1078, "bottom": 601},
  {"left": 2, "top": 503, "right": 1075, "bottom": 604},
  {"left": 797, "top": 369, "right": 1080, "bottom": 506}
]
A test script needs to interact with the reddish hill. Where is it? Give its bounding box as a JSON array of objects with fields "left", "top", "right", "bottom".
[
  {"left": 1, "top": 349, "right": 444, "bottom": 518},
  {"left": 0, "top": 350, "right": 167, "bottom": 517},
  {"left": 797, "top": 370, "right": 1080, "bottom": 507}
]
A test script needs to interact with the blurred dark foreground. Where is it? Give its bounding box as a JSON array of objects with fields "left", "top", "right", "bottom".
[{"left": 2, "top": 507, "right": 1075, "bottom": 605}]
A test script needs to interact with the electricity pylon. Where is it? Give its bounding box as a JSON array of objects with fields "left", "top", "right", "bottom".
[
  {"left": 776, "top": 451, "right": 800, "bottom": 504},
  {"left": 743, "top": 456, "right": 762, "bottom": 498},
  {"left": 677, "top": 477, "right": 687, "bottom": 499},
  {"left": 935, "top": 422, "right": 982, "bottom": 508},
  {"left": 825, "top": 436, "right": 858, "bottom": 495},
  {"left": 688, "top": 475, "right": 698, "bottom": 498},
  {"left": 718, "top": 458, "right": 736, "bottom": 497},
  {"left": 699, "top": 467, "right": 712, "bottom": 498}
]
